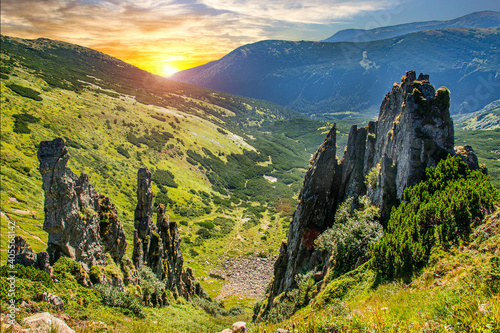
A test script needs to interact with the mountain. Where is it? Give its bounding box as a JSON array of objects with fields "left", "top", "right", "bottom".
[
  {"left": 254, "top": 71, "right": 500, "bottom": 331},
  {"left": 1, "top": 35, "right": 361, "bottom": 327},
  {"left": 456, "top": 99, "right": 500, "bottom": 130},
  {"left": 171, "top": 28, "right": 500, "bottom": 119},
  {"left": 321, "top": 10, "right": 500, "bottom": 43}
]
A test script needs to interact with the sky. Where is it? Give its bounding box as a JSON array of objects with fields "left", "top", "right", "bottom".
[{"left": 1, "top": 0, "right": 499, "bottom": 76}]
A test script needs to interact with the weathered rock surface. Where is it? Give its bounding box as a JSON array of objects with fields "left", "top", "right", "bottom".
[
  {"left": 22, "top": 312, "right": 75, "bottom": 333},
  {"left": 38, "top": 138, "right": 104, "bottom": 268},
  {"left": 13, "top": 236, "right": 53, "bottom": 277},
  {"left": 261, "top": 71, "right": 479, "bottom": 318},
  {"left": 131, "top": 167, "right": 206, "bottom": 300},
  {"left": 37, "top": 138, "right": 130, "bottom": 280}
]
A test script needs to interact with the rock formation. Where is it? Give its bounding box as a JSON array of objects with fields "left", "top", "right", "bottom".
[
  {"left": 37, "top": 138, "right": 128, "bottom": 271},
  {"left": 261, "top": 71, "right": 479, "bottom": 317},
  {"left": 12, "top": 236, "right": 53, "bottom": 277},
  {"left": 131, "top": 167, "right": 206, "bottom": 300}
]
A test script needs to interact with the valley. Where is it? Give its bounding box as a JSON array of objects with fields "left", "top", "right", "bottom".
[{"left": 1, "top": 28, "right": 499, "bottom": 333}]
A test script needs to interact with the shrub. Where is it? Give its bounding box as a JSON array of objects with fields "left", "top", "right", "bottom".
[
  {"left": 116, "top": 145, "right": 131, "bottom": 158},
  {"left": 372, "top": 155, "right": 500, "bottom": 281},
  {"left": 196, "top": 221, "right": 215, "bottom": 230},
  {"left": 139, "top": 265, "right": 165, "bottom": 305},
  {"left": 153, "top": 169, "right": 178, "bottom": 188},
  {"left": 12, "top": 113, "right": 40, "bottom": 134},
  {"left": 316, "top": 196, "right": 382, "bottom": 280},
  {"left": 193, "top": 297, "right": 245, "bottom": 317},
  {"left": 0, "top": 264, "right": 53, "bottom": 288},
  {"left": 7, "top": 83, "right": 42, "bottom": 101},
  {"left": 94, "top": 284, "right": 145, "bottom": 317}
]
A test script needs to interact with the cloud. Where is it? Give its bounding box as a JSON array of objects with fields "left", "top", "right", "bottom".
[
  {"left": 0, "top": 0, "right": 397, "bottom": 74},
  {"left": 197, "top": 0, "right": 393, "bottom": 24}
]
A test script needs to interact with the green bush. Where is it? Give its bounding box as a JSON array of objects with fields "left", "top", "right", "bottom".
[
  {"left": 316, "top": 197, "right": 382, "bottom": 280},
  {"left": 193, "top": 297, "right": 245, "bottom": 317},
  {"left": 139, "top": 265, "right": 165, "bottom": 306},
  {"left": 372, "top": 155, "right": 500, "bottom": 281},
  {"left": 12, "top": 113, "right": 40, "bottom": 134},
  {"left": 94, "top": 284, "right": 145, "bottom": 317},
  {"left": 196, "top": 221, "right": 215, "bottom": 230},
  {"left": 7, "top": 83, "right": 42, "bottom": 101},
  {"left": 116, "top": 145, "right": 131, "bottom": 158},
  {"left": 153, "top": 169, "right": 178, "bottom": 188},
  {"left": 0, "top": 264, "right": 53, "bottom": 288}
]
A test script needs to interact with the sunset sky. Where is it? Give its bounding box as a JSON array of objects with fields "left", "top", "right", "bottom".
[{"left": 2, "top": 0, "right": 499, "bottom": 76}]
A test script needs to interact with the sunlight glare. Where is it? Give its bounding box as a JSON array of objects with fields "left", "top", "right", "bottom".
[{"left": 161, "top": 64, "right": 179, "bottom": 77}]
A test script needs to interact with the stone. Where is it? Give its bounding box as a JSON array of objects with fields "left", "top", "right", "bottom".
[
  {"left": 38, "top": 138, "right": 105, "bottom": 269},
  {"left": 22, "top": 312, "right": 75, "bottom": 333},
  {"left": 131, "top": 168, "right": 207, "bottom": 300},
  {"left": 12, "top": 236, "right": 53, "bottom": 277},
  {"left": 232, "top": 321, "right": 246, "bottom": 332},
  {"left": 98, "top": 195, "right": 127, "bottom": 264},
  {"left": 37, "top": 138, "right": 136, "bottom": 287},
  {"left": 259, "top": 71, "right": 481, "bottom": 319},
  {"left": 38, "top": 292, "right": 64, "bottom": 311}
]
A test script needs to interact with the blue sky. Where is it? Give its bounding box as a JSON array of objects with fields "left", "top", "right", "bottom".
[{"left": 1, "top": 0, "right": 499, "bottom": 75}]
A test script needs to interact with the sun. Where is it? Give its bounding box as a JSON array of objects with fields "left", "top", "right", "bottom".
[{"left": 161, "top": 63, "right": 179, "bottom": 77}]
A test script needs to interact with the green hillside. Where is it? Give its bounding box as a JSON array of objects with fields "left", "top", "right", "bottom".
[{"left": 0, "top": 35, "right": 366, "bottom": 308}]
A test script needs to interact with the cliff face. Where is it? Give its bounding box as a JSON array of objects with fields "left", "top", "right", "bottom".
[
  {"left": 263, "top": 71, "right": 476, "bottom": 315},
  {"left": 38, "top": 138, "right": 114, "bottom": 268},
  {"left": 132, "top": 167, "right": 205, "bottom": 300}
]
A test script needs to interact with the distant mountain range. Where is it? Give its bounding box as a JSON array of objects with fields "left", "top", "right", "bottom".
[
  {"left": 321, "top": 10, "right": 500, "bottom": 43},
  {"left": 172, "top": 26, "right": 500, "bottom": 119}
]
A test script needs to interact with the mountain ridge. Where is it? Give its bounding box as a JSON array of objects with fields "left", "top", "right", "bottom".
[
  {"left": 172, "top": 27, "right": 500, "bottom": 119},
  {"left": 321, "top": 10, "right": 500, "bottom": 43}
]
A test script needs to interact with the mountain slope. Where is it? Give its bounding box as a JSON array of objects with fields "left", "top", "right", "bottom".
[
  {"left": 0, "top": 35, "right": 362, "bottom": 309},
  {"left": 172, "top": 28, "right": 500, "bottom": 119},
  {"left": 321, "top": 10, "right": 500, "bottom": 43},
  {"left": 456, "top": 99, "right": 500, "bottom": 130}
]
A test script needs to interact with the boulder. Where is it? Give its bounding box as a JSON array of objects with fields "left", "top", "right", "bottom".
[
  {"left": 22, "top": 312, "right": 75, "bottom": 333},
  {"left": 232, "top": 321, "right": 246, "bottom": 332}
]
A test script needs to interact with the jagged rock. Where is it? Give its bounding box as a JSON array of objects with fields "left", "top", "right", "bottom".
[
  {"left": 98, "top": 195, "right": 127, "bottom": 264},
  {"left": 131, "top": 168, "right": 206, "bottom": 300},
  {"left": 12, "top": 236, "right": 53, "bottom": 277},
  {"left": 455, "top": 145, "right": 480, "bottom": 171},
  {"left": 135, "top": 167, "right": 155, "bottom": 240},
  {"left": 22, "top": 312, "right": 75, "bottom": 333},
  {"left": 37, "top": 138, "right": 136, "bottom": 286},
  {"left": 260, "top": 71, "right": 479, "bottom": 319},
  {"left": 38, "top": 292, "right": 64, "bottom": 311},
  {"left": 38, "top": 138, "right": 105, "bottom": 268}
]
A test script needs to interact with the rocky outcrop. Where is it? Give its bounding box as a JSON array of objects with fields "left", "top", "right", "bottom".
[
  {"left": 38, "top": 138, "right": 105, "bottom": 268},
  {"left": 37, "top": 138, "right": 129, "bottom": 277},
  {"left": 131, "top": 167, "right": 206, "bottom": 300},
  {"left": 12, "top": 236, "right": 53, "bottom": 277},
  {"left": 261, "top": 71, "right": 479, "bottom": 317}
]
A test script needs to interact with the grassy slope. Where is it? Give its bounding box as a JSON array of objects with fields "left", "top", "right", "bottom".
[
  {"left": 258, "top": 207, "right": 500, "bottom": 332},
  {"left": 455, "top": 128, "right": 500, "bottom": 188},
  {"left": 0, "top": 35, "right": 367, "bottom": 315}
]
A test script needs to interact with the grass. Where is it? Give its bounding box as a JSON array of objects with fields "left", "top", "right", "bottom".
[
  {"left": 256, "top": 207, "right": 500, "bottom": 332},
  {"left": 455, "top": 128, "right": 500, "bottom": 189}
]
